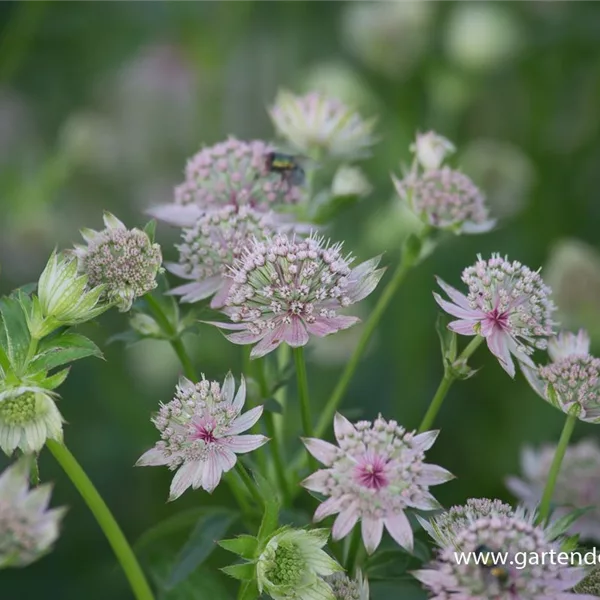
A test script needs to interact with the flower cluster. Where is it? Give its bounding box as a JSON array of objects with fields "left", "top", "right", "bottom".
[
  {"left": 302, "top": 413, "right": 452, "bottom": 554},
  {"left": 269, "top": 90, "right": 376, "bottom": 159},
  {"left": 507, "top": 439, "right": 600, "bottom": 542},
  {"left": 149, "top": 137, "right": 304, "bottom": 227},
  {"left": 74, "top": 212, "right": 162, "bottom": 312},
  {"left": 136, "top": 373, "right": 267, "bottom": 500},
  {"left": 0, "top": 457, "right": 66, "bottom": 568},
  {"left": 522, "top": 330, "right": 600, "bottom": 422},
  {"left": 209, "top": 233, "right": 384, "bottom": 358},
  {"left": 435, "top": 253, "right": 557, "bottom": 377},
  {"left": 167, "top": 206, "right": 299, "bottom": 308},
  {"left": 326, "top": 571, "right": 369, "bottom": 600},
  {"left": 418, "top": 497, "right": 514, "bottom": 548},
  {"left": 414, "top": 513, "right": 593, "bottom": 600}
]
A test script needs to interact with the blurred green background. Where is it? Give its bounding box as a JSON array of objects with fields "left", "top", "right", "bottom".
[{"left": 1, "top": 1, "right": 600, "bottom": 599}]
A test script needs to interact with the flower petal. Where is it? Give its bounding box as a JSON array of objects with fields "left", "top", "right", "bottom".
[
  {"left": 227, "top": 406, "right": 264, "bottom": 436},
  {"left": 169, "top": 461, "right": 197, "bottom": 501},
  {"left": 220, "top": 435, "right": 268, "bottom": 454},
  {"left": 135, "top": 447, "right": 170, "bottom": 467},
  {"left": 221, "top": 372, "right": 235, "bottom": 404},
  {"left": 302, "top": 470, "right": 330, "bottom": 494},
  {"left": 250, "top": 324, "right": 287, "bottom": 358},
  {"left": 487, "top": 329, "right": 516, "bottom": 377},
  {"left": 361, "top": 517, "right": 384, "bottom": 554},
  {"left": 448, "top": 319, "right": 478, "bottom": 335},
  {"left": 435, "top": 277, "right": 472, "bottom": 309},
  {"left": 305, "top": 315, "right": 359, "bottom": 337},
  {"left": 433, "top": 292, "right": 482, "bottom": 320},
  {"left": 417, "top": 463, "right": 455, "bottom": 486},
  {"left": 332, "top": 506, "right": 359, "bottom": 540},
  {"left": 384, "top": 512, "right": 413, "bottom": 551},
  {"left": 313, "top": 496, "right": 344, "bottom": 522},
  {"left": 232, "top": 375, "right": 247, "bottom": 412},
  {"left": 411, "top": 430, "right": 439, "bottom": 452},
  {"left": 283, "top": 316, "right": 310, "bottom": 348},
  {"left": 333, "top": 413, "right": 356, "bottom": 443},
  {"left": 302, "top": 438, "right": 339, "bottom": 466}
]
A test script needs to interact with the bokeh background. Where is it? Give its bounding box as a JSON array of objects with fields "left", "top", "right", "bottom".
[{"left": 2, "top": 2, "right": 600, "bottom": 599}]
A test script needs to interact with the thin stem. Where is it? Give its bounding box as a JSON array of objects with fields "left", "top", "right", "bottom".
[
  {"left": 46, "top": 439, "right": 154, "bottom": 600},
  {"left": 344, "top": 527, "right": 363, "bottom": 578},
  {"left": 418, "top": 335, "right": 484, "bottom": 433},
  {"left": 293, "top": 347, "right": 313, "bottom": 438},
  {"left": 537, "top": 413, "right": 578, "bottom": 524},
  {"left": 145, "top": 294, "right": 196, "bottom": 381},
  {"left": 314, "top": 243, "right": 420, "bottom": 440},
  {"left": 225, "top": 471, "right": 253, "bottom": 517},
  {"left": 235, "top": 462, "right": 264, "bottom": 508}
]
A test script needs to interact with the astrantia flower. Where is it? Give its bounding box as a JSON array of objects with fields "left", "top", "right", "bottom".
[
  {"left": 507, "top": 439, "right": 600, "bottom": 542},
  {"left": 434, "top": 254, "right": 557, "bottom": 377},
  {"left": 414, "top": 513, "right": 594, "bottom": 600},
  {"left": 269, "top": 90, "right": 376, "bottom": 159},
  {"left": 521, "top": 330, "right": 600, "bottom": 422},
  {"left": 0, "top": 390, "right": 63, "bottom": 456},
  {"left": 256, "top": 528, "right": 342, "bottom": 600},
  {"left": 302, "top": 413, "right": 453, "bottom": 554},
  {"left": 136, "top": 373, "right": 267, "bottom": 500},
  {"left": 74, "top": 212, "right": 163, "bottom": 312},
  {"left": 410, "top": 131, "right": 455, "bottom": 171},
  {"left": 167, "top": 205, "right": 300, "bottom": 308},
  {"left": 326, "top": 571, "right": 369, "bottom": 600},
  {"left": 418, "top": 498, "right": 514, "bottom": 548},
  {"left": 209, "top": 234, "right": 385, "bottom": 358},
  {"left": 393, "top": 167, "right": 495, "bottom": 234},
  {"left": 0, "top": 456, "right": 66, "bottom": 568},
  {"left": 148, "top": 137, "right": 304, "bottom": 227}
]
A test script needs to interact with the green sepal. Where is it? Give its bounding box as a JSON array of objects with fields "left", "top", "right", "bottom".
[
  {"left": 218, "top": 535, "right": 258, "bottom": 559},
  {"left": 237, "top": 579, "right": 259, "bottom": 600},
  {"left": 38, "top": 367, "right": 71, "bottom": 390},
  {"left": 143, "top": 219, "right": 157, "bottom": 243},
  {"left": 436, "top": 313, "right": 457, "bottom": 367},
  {"left": 220, "top": 562, "right": 255, "bottom": 581}
]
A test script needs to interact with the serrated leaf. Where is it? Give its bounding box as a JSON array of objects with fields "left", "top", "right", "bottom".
[
  {"left": 546, "top": 506, "right": 593, "bottom": 541},
  {"left": 221, "top": 562, "right": 255, "bottom": 581},
  {"left": 30, "top": 332, "right": 103, "bottom": 371},
  {"left": 39, "top": 367, "right": 71, "bottom": 390},
  {"left": 237, "top": 579, "right": 259, "bottom": 600},
  {"left": 219, "top": 535, "right": 258, "bottom": 559},
  {"left": 166, "top": 510, "right": 238, "bottom": 589},
  {"left": 0, "top": 295, "right": 31, "bottom": 373}
]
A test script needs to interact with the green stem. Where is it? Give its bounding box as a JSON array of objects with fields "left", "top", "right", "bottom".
[
  {"left": 418, "top": 335, "right": 484, "bottom": 433},
  {"left": 293, "top": 347, "right": 313, "bottom": 438},
  {"left": 145, "top": 294, "right": 196, "bottom": 381},
  {"left": 235, "top": 462, "right": 264, "bottom": 508},
  {"left": 344, "top": 527, "right": 362, "bottom": 578},
  {"left": 46, "top": 439, "right": 154, "bottom": 600},
  {"left": 537, "top": 413, "right": 578, "bottom": 524},
  {"left": 225, "top": 470, "right": 253, "bottom": 517},
  {"left": 313, "top": 240, "right": 421, "bottom": 440}
]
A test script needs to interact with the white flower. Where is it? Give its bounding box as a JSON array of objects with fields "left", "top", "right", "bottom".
[
  {"left": 136, "top": 373, "right": 267, "bottom": 500},
  {"left": 410, "top": 131, "right": 455, "bottom": 171},
  {"left": 0, "top": 456, "right": 66, "bottom": 568}
]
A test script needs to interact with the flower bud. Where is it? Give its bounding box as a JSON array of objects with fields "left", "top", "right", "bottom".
[
  {"left": 411, "top": 131, "right": 455, "bottom": 171},
  {"left": 331, "top": 165, "right": 372, "bottom": 198}
]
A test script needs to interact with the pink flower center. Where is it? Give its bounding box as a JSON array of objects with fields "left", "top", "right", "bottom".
[
  {"left": 486, "top": 307, "right": 509, "bottom": 331},
  {"left": 354, "top": 454, "right": 389, "bottom": 490},
  {"left": 193, "top": 417, "right": 217, "bottom": 444}
]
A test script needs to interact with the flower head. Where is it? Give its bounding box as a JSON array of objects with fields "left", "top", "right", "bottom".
[
  {"left": 269, "top": 90, "right": 376, "bottom": 159},
  {"left": 326, "top": 571, "right": 370, "bottom": 600},
  {"left": 148, "top": 137, "right": 304, "bottom": 227},
  {"left": 521, "top": 330, "right": 600, "bottom": 422},
  {"left": 507, "top": 439, "right": 600, "bottom": 542},
  {"left": 136, "top": 373, "right": 267, "bottom": 500},
  {"left": 0, "top": 390, "right": 63, "bottom": 456},
  {"left": 0, "top": 456, "right": 66, "bottom": 568},
  {"left": 167, "top": 206, "right": 300, "bottom": 308},
  {"left": 256, "top": 527, "right": 342, "bottom": 600},
  {"left": 302, "top": 413, "right": 453, "bottom": 554},
  {"left": 414, "top": 513, "right": 593, "bottom": 600},
  {"left": 209, "top": 234, "right": 384, "bottom": 358},
  {"left": 74, "top": 212, "right": 163, "bottom": 312},
  {"left": 418, "top": 498, "right": 514, "bottom": 548},
  {"left": 434, "top": 253, "right": 557, "bottom": 377},
  {"left": 394, "top": 167, "right": 494, "bottom": 234},
  {"left": 411, "top": 131, "right": 455, "bottom": 171}
]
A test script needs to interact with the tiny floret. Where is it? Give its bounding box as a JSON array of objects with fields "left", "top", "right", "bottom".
[
  {"left": 507, "top": 439, "right": 600, "bottom": 542},
  {"left": 0, "top": 456, "right": 66, "bottom": 568},
  {"left": 148, "top": 137, "right": 304, "bottom": 227},
  {"left": 326, "top": 571, "right": 370, "bottom": 600},
  {"left": 414, "top": 513, "right": 594, "bottom": 600},
  {"left": 136, "top": 373, "right": 267, "bottom": 500},
  {"left": 269, "top": 90, "right": 376, "bottom": 159},
  {"left": 0, "top": 390, "right": 63, "bottom": 456},
  {"left": 302, "top": 413, "right": 453, "bottom": 554},
  {"left": 548, "top": 329, "right": 590, "bottom": 362},
  {"left": 256, "top": 528, "right": 342, "bottom": 600},
  {"left": 74, "top": 212, "right": 163, "bottom": 312},
  {"left": 209, "top": 233, "right": 385, "bottom": 358},
  {"left": 410, "top": 131, "right": 455, "bottom": 171},
  {"left": 434, "top": 253, "right": 557, "bottom": 377}
]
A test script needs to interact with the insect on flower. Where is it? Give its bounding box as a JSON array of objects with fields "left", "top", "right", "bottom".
[
  {"left": 263, "top": 151, "right": 307, "bottom": 189},
  {"left": 475, "top": 544, "right": 513, "bottom": 591}
]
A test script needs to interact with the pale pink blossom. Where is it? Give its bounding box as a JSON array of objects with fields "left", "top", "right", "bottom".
[
  {"left": 434, "top": 253, "right": 556, "bottom": 377},
  {"left": 302, "top": 413, "right": 453, "bottom": 554},
  {"left": 136, "top": 373, "right": 267, "bottom": 500},
  {"left": 208, "top": 233, "right": 385, "bottom": 358}
]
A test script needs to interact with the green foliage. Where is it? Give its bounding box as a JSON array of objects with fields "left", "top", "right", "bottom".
[
  {"left": 30, "top": 332, "right": 103, "bottom": 372},
  {"left": 0, "top": 295, "right": 31, "bottom": 374}
]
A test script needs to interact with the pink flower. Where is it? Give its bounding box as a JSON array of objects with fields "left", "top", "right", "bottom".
[
  {"left": 301, "top": 413, "right": 453, "bottom": 555},
  {"left": 208, "top": 233, "right": 385, "bottom": 358},
  {"left": 147, "top": 137, "right": 304, "bottom": 227},
  {"left": 414, "top": 513, "right": 596, "bottom": 600},
  {"left": 434, "top": 253, "right": 556, "bottom": 377},
  {"left": 136, "top": 373, "right": 267, "bottom": 500}
]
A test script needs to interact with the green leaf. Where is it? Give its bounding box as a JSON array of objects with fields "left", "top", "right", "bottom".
[
  {"left": 221, "top": 562, "right": 255, "bottom": 581},
  {"left": 254, "top": 471, "right": 281, "bottom": 543},
  {"left": 263, "top": 397, "right": 283, "bottom": 414},
  {"left": 546, "top": 506, "right": 593, "bottom": 541},
  {"left": 237, "top": 579, "right": 259, "bottom": 600},
  {"left": 366, "top": 549, "right": 411, "bottom": 579},
  {"left": 219, "top": 535, "right": 258, "bottom": 559},
  {"left": 560, "top": 534, "right": 581, "bottom": 553},
  {"left": 39, "top": 367, "right": 71, "bottom": 390},
  {"left": 0, "top": 295, "right": 32, "bottom": 373},
  {"left": 31, "top": 332, "right": 103, "bottom": 371},
  {"left": 144, "top": 219, "right": 157, "bottom": 243},
  {"left": 166, "top": 510, "right": 238, "bottom": 589},
  {"left": 435, "top": 313, "right": 457, "bottom": 366}
]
